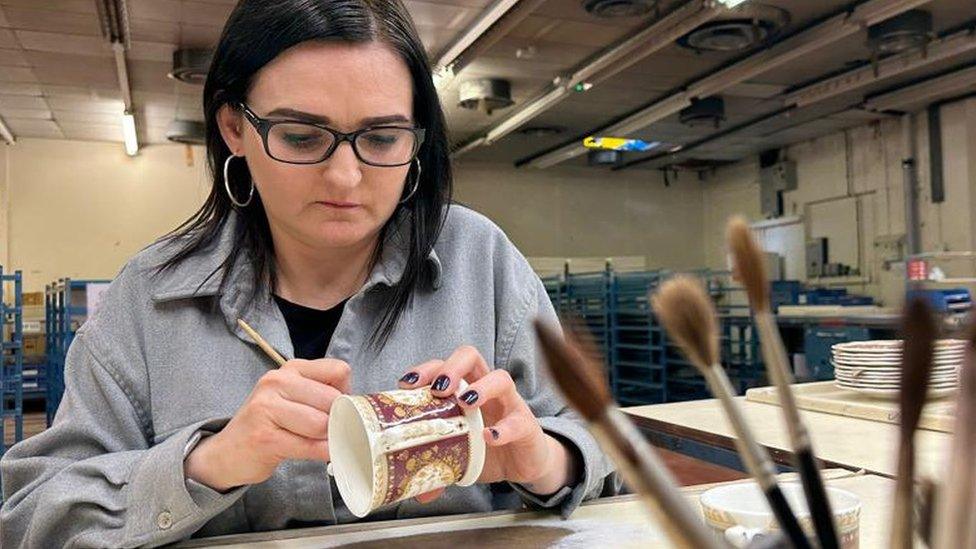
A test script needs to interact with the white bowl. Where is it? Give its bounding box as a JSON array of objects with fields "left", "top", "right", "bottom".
[{"left": 700, "top": 482, "right": 862, "bottom": 548}]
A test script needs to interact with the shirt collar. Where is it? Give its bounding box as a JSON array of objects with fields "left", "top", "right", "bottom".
[{"left": 149, "top": 209, "right": 442, "bottom": 303}]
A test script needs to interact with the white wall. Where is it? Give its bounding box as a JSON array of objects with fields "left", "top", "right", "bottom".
[
  {"left": 453, "top": 161, "right": 705, "bottom": 270},
  {"left": 699, "top": 97, "right": 976, "bottom": 307},
  {"left": 4, "top": 96, "right": 974, "bottom": 302},
  {"left": 5, "top": 139, "right": 210, "bottom": 292}
]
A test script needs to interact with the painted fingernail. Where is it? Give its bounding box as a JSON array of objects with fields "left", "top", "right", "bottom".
[
  {"left": 432, "top": 375, "right": 451, "bottom": 392},
  {"left": 489, "top": 428, "right": 500, "bottom": 440},
  {"left": 460, "top": 390, "right": 479, "bottom": 405},
  {"left": 400, "top": 372, "right": 420, "bottom": 384}
]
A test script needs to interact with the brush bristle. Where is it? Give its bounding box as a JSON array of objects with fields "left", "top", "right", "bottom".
[
  {"left": 726, "top": 216, "right": 771, "bottom": 313},
  {"left": 900, "top": 297, "right": 938, "bottom": 434},
  {"left": 534, "top": 319, "right": 612, "bottom": 422},
  {"left": 652, "top": 276, "right": 720, "bottom": 370}
]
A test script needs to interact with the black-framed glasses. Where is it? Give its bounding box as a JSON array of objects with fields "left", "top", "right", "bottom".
[{"left": 239, "top": 103, "right": 426, "bottom": 167}]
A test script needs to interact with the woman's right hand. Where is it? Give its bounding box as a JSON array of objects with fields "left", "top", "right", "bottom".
[{"left": 184, "top": 358, "right": 351, "bottom": 492}]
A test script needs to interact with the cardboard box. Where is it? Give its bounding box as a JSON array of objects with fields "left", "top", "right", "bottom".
[
  {"left": 23, "top": 292, "right": 43, "bottom": 306},
  {"left": 23, "top": 334, "right": 45, "bottom": 356}
]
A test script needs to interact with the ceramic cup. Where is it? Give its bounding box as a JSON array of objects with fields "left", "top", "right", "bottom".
[
  {"left": 327, "top": 381, "right": 486, "bottom": 517},
  {"left": 700, "top": 482, "right": 862, "bottom": 549}
]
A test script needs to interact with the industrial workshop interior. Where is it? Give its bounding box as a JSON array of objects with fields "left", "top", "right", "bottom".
[{"left": 1, "top": 0, "right": 976, "bottom": 547}]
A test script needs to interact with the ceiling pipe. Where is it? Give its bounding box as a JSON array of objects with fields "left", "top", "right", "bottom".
[
  {"left": 518, "top": 0, "right": 933, "bottom": 169},
  {"left": 865, "top": 63, "right": 976, "bottom": 112},
  {"left": 434, "top": 0, "right": 546, "bottom": 90},
  {"left": 614, "top": 106, "right": 795, "bottom": 170},
  {"left": 451, "top": 0, "right": 724, "bottom": 155},
  {"left": 787, "top": 25, "right": 976, "bottom": 108}
]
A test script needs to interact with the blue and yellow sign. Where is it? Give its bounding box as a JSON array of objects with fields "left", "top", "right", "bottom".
[{"left": 584, "top": 136, "right": 660, "bottom": 152}]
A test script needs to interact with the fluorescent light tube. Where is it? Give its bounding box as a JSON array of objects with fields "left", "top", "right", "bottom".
[{"left": 122, "top": 112, "right": 138, "bottom": 156}]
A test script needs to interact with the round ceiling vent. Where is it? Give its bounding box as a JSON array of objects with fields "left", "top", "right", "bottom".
[
  {"left": 680, "top": 96, "right": 726, "bottom": 129},
  {"left": 166, "top": 119, "right": 206, "bottom": 145},
  {"left": 168, "top": 48, "right": 213, "bottom": 85},
  {"left": 867, "top": 10, "right": 932, "bottom": 57},
  {"left": 582, "top": 0, "right": 656, "bottom": 18},
  {"left": 458, "top": 78, "right": 514, "bottom": 115},
  {"left": 588, "top": 149, "right": 623, "bottom": 167},
  {"left": 678, "top": 4, "right": 790, "bottom": 52}
]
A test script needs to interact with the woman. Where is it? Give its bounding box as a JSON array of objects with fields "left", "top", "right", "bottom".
[{"left": 0, "top": 0, "right": 617, "bottom": 546}]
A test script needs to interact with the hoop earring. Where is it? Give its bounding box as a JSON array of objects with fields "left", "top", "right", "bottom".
[
  {"left": 399, "top": 158, "right": 421, "bottom": 204},
  {"left": 224, "top": 155, "right": 254, "bottom": 208}
]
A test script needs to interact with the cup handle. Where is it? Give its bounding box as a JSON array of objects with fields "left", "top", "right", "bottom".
[{"left": 725, "top": 526, "right": 768, "bottom": 548}]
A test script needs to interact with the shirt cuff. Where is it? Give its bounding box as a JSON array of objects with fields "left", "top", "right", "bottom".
[
  {"left": 510, "top": 416, "right": 619, "bottom": 518},
  {"left": 121, "top": 418, "right": 247, "bottom": 545}
]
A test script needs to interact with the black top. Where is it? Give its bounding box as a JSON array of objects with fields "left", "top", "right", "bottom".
[{"left": 273, "top": 295, "right": 347, "bottom": 360}]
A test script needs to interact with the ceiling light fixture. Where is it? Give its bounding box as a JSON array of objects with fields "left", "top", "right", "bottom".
[
  {"left": 0, "top": 115, "right": 15, "bottom": 145},
  {"left": 122, "top": 112, "right": 138, "bottom": 156},
  {"left": 716, "top": 0, "right": 750, "bottom": 8}
]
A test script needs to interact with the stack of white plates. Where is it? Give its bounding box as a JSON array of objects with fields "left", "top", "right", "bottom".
[{"left": 831, "top": 339, "right": 966, "bottom": 399}]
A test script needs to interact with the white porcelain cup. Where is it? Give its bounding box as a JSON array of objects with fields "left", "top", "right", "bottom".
[
  {"left": 700, "top": 482, "right": 862, "bottom": 548},
  {"left": 327, "top": 380, "right": 486, "bottom": 517}
]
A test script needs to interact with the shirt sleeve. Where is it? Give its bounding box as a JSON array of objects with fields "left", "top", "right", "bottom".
[
  {"left": 498, "top": 275, "right": 621, "bottom": 518},
  {"left": 0, "top": 332, "right": 246, "bottom": 548}
]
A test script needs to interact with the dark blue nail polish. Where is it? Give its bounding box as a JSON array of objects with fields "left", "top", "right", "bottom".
[
  {"left": 400, "top": 372, "right": 419, "bottom": 384},
  {"left": 489, "top": 428, "right": 500, "bottom": 440},
  {"left": 432, "top": 375, "right": 451, "bottom": 392},
  {"left": 460, "top": 390, "right": 478, "bottom": 405}
]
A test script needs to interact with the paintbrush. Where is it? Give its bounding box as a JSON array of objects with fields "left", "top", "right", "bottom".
[
  {"left": 653, "top": 276, "right": 812, "bottom": 549},
  {"left": 889, "top": 297, "right": 936, "bottom": 549},
  {"left": 727, "top": 216, "right": 840, "bottom": 549},
  {"left": 932, "top": 314, "right": 976, "bottom": 549},
  {"left": 237, "top": 318, "right": 287, "bottom": 367},
  {"left": 533, "top": 319, "right": 728, "bottom": 549}
]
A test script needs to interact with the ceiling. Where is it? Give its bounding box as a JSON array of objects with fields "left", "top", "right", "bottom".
[{"left": 0, "top": 0, "right": 974, "bottom": 172}]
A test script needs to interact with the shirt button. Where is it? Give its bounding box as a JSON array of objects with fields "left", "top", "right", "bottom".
[{"left": 157, "top": 510, "right": 173, "bottom": 530}]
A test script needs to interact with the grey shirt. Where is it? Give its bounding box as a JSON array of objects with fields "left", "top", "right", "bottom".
[{"left": 0, "top": 206, "right": 618, "bottom": 548}]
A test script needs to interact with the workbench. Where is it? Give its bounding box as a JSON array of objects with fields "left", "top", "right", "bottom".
[
  {"left": 176, "top": 470, "right": 892, "bottom": 548},
  {"left": 624, "top": 386, "right": 951, "bottom": 480}
]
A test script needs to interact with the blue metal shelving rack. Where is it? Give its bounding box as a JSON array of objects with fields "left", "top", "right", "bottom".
[
  {"left": 609, "top": 270, "right": 667, "bottom": 406},
  {"left": 45, "top": 278, "right": 112, "bottom": 426},
  {"left": 541, "top": 274, "right": 565, "bottom": 315},
  {"left": 538, "top": 265, "right": 767, "bottom": 405},
  {"left": 1, "top": 267, "right": 24, "bottom": 455},
  {"left": 563, "top": 270, "right": 612, "bottom": 378}
]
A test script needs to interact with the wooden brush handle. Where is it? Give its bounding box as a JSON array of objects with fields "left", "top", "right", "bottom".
[
  {"left": 705, "top": 368, "right": 811, "bottom": 549},
  {"left": 890, "top": 444, "right": 915, "bottom": 549},
  {"left": 796, "top": 448, "right": 840, "bottom": 549},
  {"left": 596, "top": 409, "right": 727, "bottom": 549}
]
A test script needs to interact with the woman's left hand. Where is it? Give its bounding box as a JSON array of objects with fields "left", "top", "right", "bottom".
[{"left": 397, "top": 346, "right": 578, "bottom": 503}]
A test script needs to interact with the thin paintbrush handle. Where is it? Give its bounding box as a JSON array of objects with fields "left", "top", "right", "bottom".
[
  {"left": 890, "top": 444, "right": 914, "bottom": 549},
  {"left": 764, "top": 485, "right": 812, "bottom": 549},
  {"left": 796, "top": 448, "right": 839, "bottom": 549},
  {"left": 755, "top": 312, "right": 840, "bottom": 549},
  {"left": 594, "top": 408, "right": 727, "bottom": 549},
  {"left": 237, "top": 319, "right": 287, "bottom": 367},
  {"left": 705, "top": 368, "right": 813, "bottom": 549}
]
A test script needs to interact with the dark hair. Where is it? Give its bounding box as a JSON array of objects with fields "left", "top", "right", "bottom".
[{"left": 158, "top": 0, "right": 453, "bottom": 347}]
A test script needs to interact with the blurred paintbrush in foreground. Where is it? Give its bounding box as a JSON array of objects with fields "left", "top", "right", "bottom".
[
  {"left": 932, "top": 313, "right": 975, "bottom": 549},
  {"left": 727, "top": 216, "right": 839, "bottom": 549},
  {"left": 653, "top": 276, "right": 811, "bottom": 549},
  {"left": 889, "top": 297, "right": 935, "bottom": 549},
  {"left": 533, "top": 319, "right": 727, "bottom": 549}
]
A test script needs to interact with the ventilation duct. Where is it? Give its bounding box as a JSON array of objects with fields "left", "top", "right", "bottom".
[
  {"left": 458, "top": 78, "right": 514, "bottom": 115},
  {"left": 678, "top": 4, "right": 789, "bottom": 52},
  {"left": 169, "top": 48, "right": 213, "bottom": 85}
]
